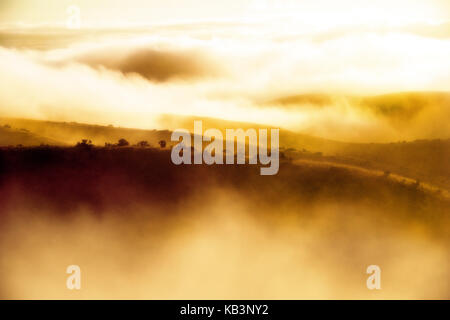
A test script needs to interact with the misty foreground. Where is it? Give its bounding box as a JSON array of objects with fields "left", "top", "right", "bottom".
[{"left": 0, "top": 147, "right": 448, "bottom": 299}]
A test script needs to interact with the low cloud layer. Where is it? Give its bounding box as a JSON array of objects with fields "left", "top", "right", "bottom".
[
  {"left": 0, "top": 22, "right": 450, "bottom": 142},
  {"left": 66, "top": 45, "right": 222, "bottom": 82}
]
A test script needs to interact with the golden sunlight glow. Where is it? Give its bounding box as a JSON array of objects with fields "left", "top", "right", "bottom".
[
  {"left": 0, "top": 0, "right": 449, "bottom": 301},
  {"left": 1, "top": 0, "right": 449, "bottom": 27}
]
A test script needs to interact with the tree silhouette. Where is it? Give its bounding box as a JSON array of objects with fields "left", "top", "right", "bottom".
[
  {"left": 118, "top": 139, "right": 129, "bottom": 147},
  {"left": 158, "top": 140, "right": 166, "bottom": 148},
  {"left": 76, "top": 139, "right": 93, "bottom": 148},
  {"left": 136, "top": 141, "right": 150, "bottom": 148}
]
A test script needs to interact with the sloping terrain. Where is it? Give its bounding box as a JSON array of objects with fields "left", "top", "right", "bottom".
[
  {"left": 0, "top": 118, "right": 172, "bottom": 147},
  {"left": 0, "top": 147, "right": 448, "bottom": 299},
  {"left": 0, "top": 125, "right": 64, "bottom": 146},
  {"left": 265, "top": 91, "right": 450, "bottom": 142},
  {"left": 1, "top": 116, "right": 449, "bottom": 190}
]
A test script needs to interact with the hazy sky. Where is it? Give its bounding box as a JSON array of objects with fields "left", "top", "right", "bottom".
[
  {"left": 1, "top": 0, "right": 450, "bottom": 27},
  {"left": 0, "top": 0, "right": 449, "bottom": 142}
]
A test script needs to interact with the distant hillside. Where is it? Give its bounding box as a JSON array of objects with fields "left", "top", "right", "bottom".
[
  {"left": 1, "top": 116, "right": 347, "bottom": 153},
  {"left": 0, "top": 118, "right": 172, "bottom": 147},
  {"left": 158, "top": 114, "right": 450, "bottom": 189},
  {"left": 334, "top": 139, "right": 450, "bottom": 190},
  {"left": 359, "top": 91, "right": 450, "bottom": 119},
  {"left": 265, "top": 91, "right": 450, "bottom": 141},
  {"left": 267, "top": 92, "right": 450, "bottom": 114},
  {"left": 0, "top": 125, "right": 63, "bottom": 146},
  {"left": 158, "top": 114, "right": 348, "bottom": 153},
  {"left": 1, "top": 116, "right": 449, "bottom": 190}
]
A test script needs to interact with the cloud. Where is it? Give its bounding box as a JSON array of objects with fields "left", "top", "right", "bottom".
[
  {"left": 0, "top": 25, "right": 450, "bottom": 142},
  {"left": 67, "top": 46, "right": 222, "bottom": 82}
]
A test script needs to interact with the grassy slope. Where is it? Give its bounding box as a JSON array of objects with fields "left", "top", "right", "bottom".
[
  {"left": 0, "top": 147, "right": 447, "bottom": 219},
  {"left": 268, "top": 92, "right": 450, "bottom": 115},
  {"left": 1, "top": 115, "right": 449, "bottom": 190},
  {"left": 0, "top": 126, "right": 64, "bottom": 147},
  {"left": 0, "top": 118, "right": 172, "bottom": 147}
]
